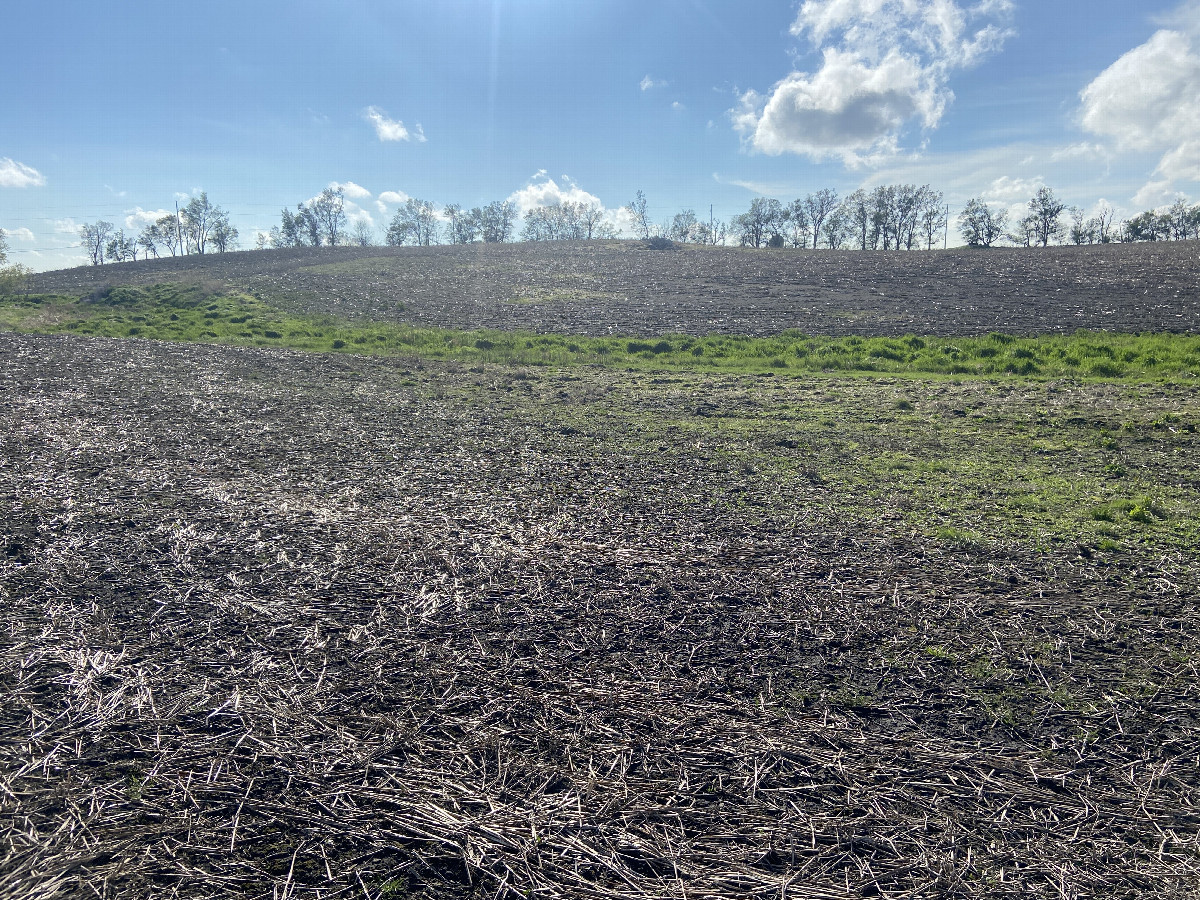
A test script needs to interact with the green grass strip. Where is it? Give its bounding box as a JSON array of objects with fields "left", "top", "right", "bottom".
[{"left": 3, "top": 281, "right": 1199, "bottom": 381}]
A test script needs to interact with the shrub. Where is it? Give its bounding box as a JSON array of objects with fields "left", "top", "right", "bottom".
[
  {"left": 0, "top": 264, "right": 32, "bottom": 296},
  {"left": 643, "top": 236, "right": 675, "bottom": 251}
]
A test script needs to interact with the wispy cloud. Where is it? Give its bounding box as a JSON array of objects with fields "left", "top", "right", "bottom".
[
  {"left": 640, "top": 75, "right": 667, "bottom": 91},
  {"left": 0, "top": 157, "right": 46, "bottom": 188},
  {"left": 365, "top": 106, "right": 426, "bottom": 142},
  {"left": 732, "top": 0, "right": 1015, "bottom": 165}
]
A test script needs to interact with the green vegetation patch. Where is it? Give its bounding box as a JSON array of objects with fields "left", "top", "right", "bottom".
[{"left": 3, "top": 283, "right": 1200, "bottom": 384}]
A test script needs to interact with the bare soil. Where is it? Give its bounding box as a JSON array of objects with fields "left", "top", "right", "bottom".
[
  {"left": 2, "top": 332, "right": 1197, "bottom": 899},
  {"left": 29, "top": 240, "right": 1200, "bottom": 336}
]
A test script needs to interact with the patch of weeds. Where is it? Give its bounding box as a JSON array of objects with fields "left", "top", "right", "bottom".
[
  {"left": 934, "top": 526, "right": 985, "bottom": 548},
  {"left": 378, "top": 876, "right": 410, "bottom": 898}
]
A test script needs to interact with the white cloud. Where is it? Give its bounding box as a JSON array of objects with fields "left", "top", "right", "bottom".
[
  {"left": 640, "top": 75, "right": 667, "bottom": 91},
  {"left": 1080, "top": 21, "right": 1200, "bottom": 188},
  {"left": 124, "top": 207, "right": 173, "bottom": 231},
  {"left": 365, "top": 106, "right": 426, "bottom": 142},
  {"left": 375, "top": 190, "right": 410, "bottom": 216},
  {"left": 505, "top": 172, "right": 633, "bottom": 235},
  {"left": 506, "top": 172, "right": 603, "bottom": 217},
  {"left": 733, "top": 0, "right": 1014, "bottom": 164},
  {"left": 1049, "top": 142, "right": 1107, "bottom": 162},
  {"left": 53, "top": 218, "right": 79, "bottom": 235},
  {"left": 672, "top": 101, "right": 686, "bottom": 111},
  {"left": 0, "top": 157, "right": 45, "bottom": 188},
  {"left": 981, "top": 174, "right": 1045, "bottom": 203},
  {"left": 346, "top": 206, "right": 375, "bottom": 228},
  {"left": 0, "top": 226, "right": 35, "bottom": 242},
  {"left": 1132, "top": 179, "right": 1185, "bottom": 209},
  {"left": 330, "top": 181, "right": 372, "bottom": 199}
]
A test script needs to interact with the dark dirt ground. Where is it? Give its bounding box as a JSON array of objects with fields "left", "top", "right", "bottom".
[
  {"left": 2, "top": 332, "right": 1197, "bottom": 899},
  {"left": 29, "top": 240, "right": 1200, "bottom": 336}
]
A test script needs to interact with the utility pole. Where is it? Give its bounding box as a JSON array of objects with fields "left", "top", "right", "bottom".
[
  {"left": 944, "top": 204, "right": 949, "bottom": 250},
  {"left": 710, "top": 204, "right": 714, "bottom": 245}
]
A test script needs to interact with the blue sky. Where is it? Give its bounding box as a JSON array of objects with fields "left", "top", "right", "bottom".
[{"left": 3, "top": 0, "right": 1198, "bottom": 270}]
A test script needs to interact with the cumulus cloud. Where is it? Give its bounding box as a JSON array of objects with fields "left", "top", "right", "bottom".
[
  {"left": 505, "top": 171, "right": 603, "bottom": 218},
  {"left": 0, "top": 226, "right": 35, "bottom": 242},
  {"left": 124, "top": 207, "right": 173, "bottom": 231},
  {"left": 733, "top": 0, "right": 1014, "bottom": 164},
  {"left": 640, "top": 75, "right": 667, "bottom": 91},
  {"left": 53, "top": 218, "right": 79, "bottom": 235},
  {"left": 1080, "top": 21, "right": 1200, "bottom": 187},
  {"left": 365, "top": 106, "right": 426, "bottom": 142},
  {"left": 375, "top": 190, "right": 411, "bottom": 216},
  {"left": 505, "top": 172, "right": 633, "bottom": 234},
  {"left": 0, "top": 158, "right": 45, "bottom": 188},
  {"left": 330, "top": 181, "right": 372, "bottom": 199}
]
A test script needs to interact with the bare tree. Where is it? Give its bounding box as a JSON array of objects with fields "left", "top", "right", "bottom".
[
  {"left": 443, "top": 205, "right": 478, "bottom": 244},
  {"left": 386, "top": 199, "right": 439, "bottom": 246},
  {"left": 210, "top": 217, "right": 239, "bottom": 253},
  {"left": 669, "top": 210, "right": 698, "bottom": 242},
  {"left": 80, "top": 221, "right": 114, "bottom": 265},
  {"left": 959, "top": 199, "right": 1007, "bottom": 248},
  {"left": 803, "top": 189, "right": 839, "bottom": 248},
  {"left": 349, "top": 220, "right": 376, "bottom": 247},
  {"left": 732, "top": 198, "right": 784, "bottom": 248},
  {"left": 842, "top": 190, "right": 871, "bottom": 250},
  {"left": 1092, "top": 203, "right": 1116, "bottom": 243},
  {"left": 104, "top": 230, "right": 138, "bottom": 263},
  {"left": 137, "top": 224, "right": 162, "bottom": 258},
  {"left": 478, "top": 201, "right": 516, "bottom": 243},
  {"left": 1027, "top": 187, "right": 1065, "bottom": 247},
  {"left": 918, "top": 190, "right": 946, "bottom": 250},
  {"left": 180, "top": 193, "right": 233, "bottom": 255},
  {"left": 625, "top": 190, "right": 652, "bottom": 239},
  {"left": 579, "top": 203, "right": 612, "bottom": 239},
  {"left": 152, "top": 215, "right": 182, "bottom": 256},
  {"left": 869, "top": 186, "right": 896, "bottom": 249},
  {"left": 821, "top": 207, "right": 852, "bottom": 250},
  {"left": 784, "top": 200, "right": 812, "bottom": 248},
  {"left": 1007, "top": 213, "right": 1038, "bottom": 247},
  {"left": 1168, "top": 199, "right": 1193, "bottom": 240},
  {"left": 0, "top": 229, "right": 8, "bottom": 265},
  {"left": 309, "top": 188, "right": 347, "bottom": 246}
]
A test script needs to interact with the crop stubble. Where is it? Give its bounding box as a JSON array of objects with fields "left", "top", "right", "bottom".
[{"left": 1, "top": 331, "right": 1198, "bottom": 899}]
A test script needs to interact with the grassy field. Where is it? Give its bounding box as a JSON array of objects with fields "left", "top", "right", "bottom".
[{"left": 2, "top": 252, "right": 1199, "bottom": 898}]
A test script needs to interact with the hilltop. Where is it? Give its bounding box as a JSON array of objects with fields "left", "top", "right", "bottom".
[{"left": 29, "top": 239, "right": 1200, "bottom": 337}]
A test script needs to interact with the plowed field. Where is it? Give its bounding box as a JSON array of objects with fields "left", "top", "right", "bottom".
[
  {"left": 2, "top": 327, "right": 1198, "bottom": 899},
  {"left": 29, "top": 239, "right": 1200, "bottom": 336}
]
